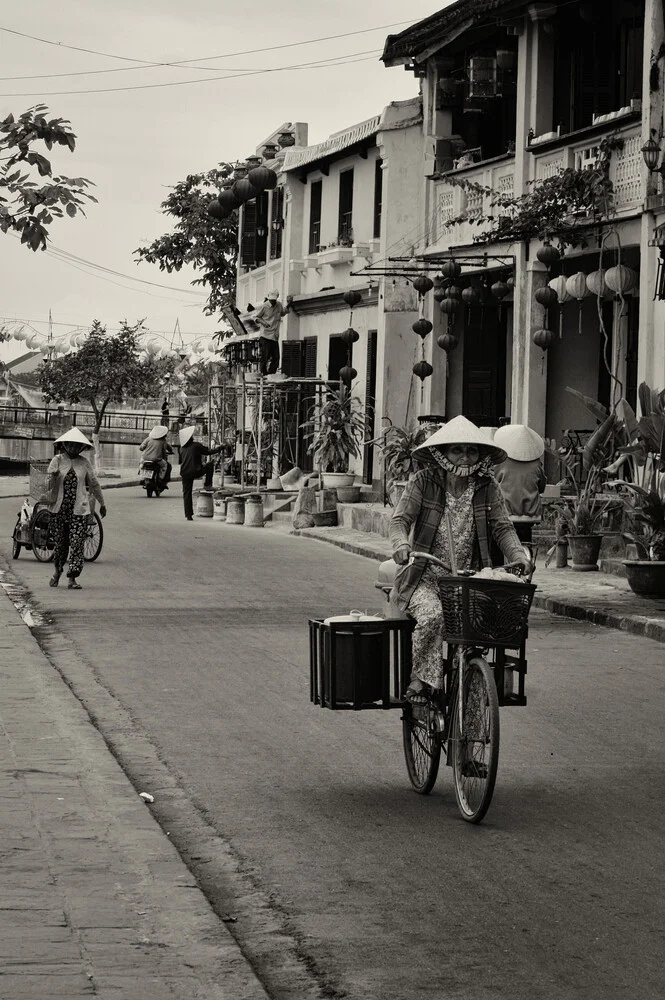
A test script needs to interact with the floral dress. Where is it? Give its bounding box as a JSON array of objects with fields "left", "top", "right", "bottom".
[
  {"left": 52, "top": 468, "right": 88, "bottom": 579},
  {"left": 407, "top": 481, "right": 475, "bottom": 689}
]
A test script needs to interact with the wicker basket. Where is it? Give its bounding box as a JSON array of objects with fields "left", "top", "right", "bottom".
[
  {"left": 439, "top": 575, "right": 535, "bottom": 647},
  {"left": 29, "top": 462, "right": 52, "bottom": 502}
]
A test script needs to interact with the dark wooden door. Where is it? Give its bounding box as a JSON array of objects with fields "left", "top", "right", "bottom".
[{"left": 462, "top": 305, "right": 506, "bottom": 426}]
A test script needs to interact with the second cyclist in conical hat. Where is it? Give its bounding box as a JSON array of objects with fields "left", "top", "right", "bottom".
[{"left": 389, "top": 415, "right": 530, "bottom": 702}]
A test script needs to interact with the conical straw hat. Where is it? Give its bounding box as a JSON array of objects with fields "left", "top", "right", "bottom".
[
  {"left": 53, "top": 427, "right": 94, "bottom": 450},
  {"left": 413, "top": 414, "right": 507, "bottom": 464},
  {"left": 493, "top": 424, "right": 544, "bottom": 462},
  {"left": 149, "top": 424, "right": 168, "bottom": 440},
  {"left": 179, "top": 426, "right": 195, "bottom": 447}
]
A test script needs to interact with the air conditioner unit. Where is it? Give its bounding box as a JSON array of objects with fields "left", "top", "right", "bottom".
[{"left": 468, "top": 57, "right": 497, "bottom": 98}]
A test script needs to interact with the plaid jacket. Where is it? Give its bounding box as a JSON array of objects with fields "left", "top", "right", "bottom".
[{"left": 389, "top": 466, "right": 525, "bottom": 611}]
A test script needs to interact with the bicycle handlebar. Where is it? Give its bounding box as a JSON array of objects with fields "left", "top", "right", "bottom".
[{"left": 408, "top": 550, "right": 534, "bottom": 582}]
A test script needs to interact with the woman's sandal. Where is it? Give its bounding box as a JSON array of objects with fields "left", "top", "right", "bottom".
[
  {"left": 67, "top": 578, "right": 82, "bottom": 590},
  {"left": 404, "top": 680, "right": 431, "bottom": 705},
  {"left": 49, "top": 570, "right": 62, "bottom": 588}
]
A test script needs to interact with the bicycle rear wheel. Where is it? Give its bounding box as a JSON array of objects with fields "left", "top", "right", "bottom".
[
  {"left": 402, "top": 702, "right": 441, "bottom": 795},
  {"left": 451, "top": 657, "right": 499, "bottom": 824},
  {"left": 84, "top": 513, "right": 103, "bottom": 562},
  {"left": 31, "top": 509, "right": 55, "bottom": 562}
]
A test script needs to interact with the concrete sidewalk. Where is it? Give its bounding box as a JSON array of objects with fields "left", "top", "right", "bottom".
[
  {"left": 0, "top": 584, "right": 269, "bottom": 999},
  {"left": 0, "top": 468, "right": 142, "bottom": 500},
  {"left": 290, "top": 524, "right": 665, "bottom": 643}
]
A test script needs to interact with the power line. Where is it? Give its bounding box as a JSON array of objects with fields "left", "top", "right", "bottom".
[
  {"left": 0, "top": 19, "right": 409, "bottom": 76},
  {"left": 47, "top": 242, "right": 207, "bottom": 296},
  {"left": 1, "top": 314, "right": 209, "bottom": 337},
  {"left": 0, "top": 50, "right": 380, "bottom": 97}
]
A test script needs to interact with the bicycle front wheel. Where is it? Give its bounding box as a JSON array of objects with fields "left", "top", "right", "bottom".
[
  {"left": 451, "top": 657, "right": 500, "bottom": 824},
  {"left": 31, "top": 509, "right": 55, "bottom": 562},
  {"left": 402, "top": 702, "right": 441, "bottom": 795},
  {"left": 84, "top": 513, "right": 103, "bottom": 562}
]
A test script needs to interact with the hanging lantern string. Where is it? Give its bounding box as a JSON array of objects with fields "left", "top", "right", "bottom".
[{"left": 598, "top": 227, "right": 633, "bottom": 410}]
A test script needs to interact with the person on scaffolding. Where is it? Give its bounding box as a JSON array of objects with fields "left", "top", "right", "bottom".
[{"left": 253, "top": 289, "right": 292, "bottom": 375}]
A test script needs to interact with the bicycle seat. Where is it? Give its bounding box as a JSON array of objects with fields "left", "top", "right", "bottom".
[{"left": 375, "top": 558, "right": 397, "bottom": 590}]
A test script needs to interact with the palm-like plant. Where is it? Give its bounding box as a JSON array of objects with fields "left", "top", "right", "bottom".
[
  {"left": 301, "top": 384, "right": 368, "bottom": 473},
  {"left": 379, "top": 425, "right": 429, "bottom": 490}
]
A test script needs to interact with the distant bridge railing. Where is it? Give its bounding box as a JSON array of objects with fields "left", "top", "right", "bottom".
[{"left": 0, "top": 405, "right": 162, "bottom": 434}]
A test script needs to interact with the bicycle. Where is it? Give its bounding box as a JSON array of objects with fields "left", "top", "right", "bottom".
[{"left": 398, "top": 552, "right": 535, "bottom": 823}]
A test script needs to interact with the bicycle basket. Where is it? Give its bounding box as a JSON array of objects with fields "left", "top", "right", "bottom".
[
  {"left": 29, "top": 462, "right": 52, "bottom": 501},
  {"left": 439, "top": 576, "right": 535, "bottom": 647}
]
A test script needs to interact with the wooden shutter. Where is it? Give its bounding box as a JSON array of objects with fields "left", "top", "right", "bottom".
[
  {"left": 281, "top": 341, "right": 303, "bottom": 377},
  {"left": 270, "top": 187, "right": 284, "bottom": 261},
  {"left": 373, "top": 160, "right": 383, "bottom": 240},
  {"left": 255, "top": 192, "right": 269, "bottom": 266},
  {"left": 308, "top": 181, "right": 322, "bottom": 254},
  {"left": 303, "top": 337, "right": 317, "bottom": 377},
  {"left": 240, "top": 201, "right": 257, "bottom": 268},
  {"left": 363, "top": 330, "right": 378, "bottom": 484},
  {"left": 338, "top": 169, "right": 354, "bottom": 243}
]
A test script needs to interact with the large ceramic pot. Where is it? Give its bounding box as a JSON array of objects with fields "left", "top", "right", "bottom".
[
  {"left": 567, "top": 534, "right": 603, "bottom": 572},
  {"left": 623, "top": 560, "right": 665, "bottom": 598},
  {"left": 322, "top": 472, "right": 355, "bottom": 488}
]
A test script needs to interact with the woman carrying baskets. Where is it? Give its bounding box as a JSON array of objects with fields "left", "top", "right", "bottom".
[
  {"left": 389, "top": 416, "right": 530, "bottom": 703},
  {"left": 45, "top": 428, "right": 106, "bottom": 590}
]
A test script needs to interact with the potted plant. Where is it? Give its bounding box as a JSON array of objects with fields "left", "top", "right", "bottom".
[
  {"left": 301, "top": 384, "right": 367, "bottom": 488},
  {"left": 377, "top": 424, "right": 430, "bottom": 504}
]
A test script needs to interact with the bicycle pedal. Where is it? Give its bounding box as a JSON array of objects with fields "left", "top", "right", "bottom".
[{"left": 461, "top": 761, "right": 488, "bottom": 779}]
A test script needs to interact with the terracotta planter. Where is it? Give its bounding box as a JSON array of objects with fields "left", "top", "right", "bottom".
[
  {"left": 567, "top": 534, "right": 603, "bottom": 572},
  {"left": 336, "top": 486, "right": 361, "bottom": 503},
  {"left": 322, "top": 472, "right": 355, "bottom": 488},
  {"left": 623, "top": 560, "right": 665, "bottom": 598}
]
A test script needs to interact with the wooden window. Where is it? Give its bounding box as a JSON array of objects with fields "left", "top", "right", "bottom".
[
  {"left": 338, "top": 169, "right": 354, "bottom": 245},
  {"left": 328, "top": 335, "right": 348, "bottom": 380},
  {"left": 270, "top": 187, "right": 284, "bottom": 261},
  {"left": 280, "top": 341, "right": 303, "bottom": 377},
  {"left": 240, "top": 201, "right": 256, "bottom": 269},
  {"left": 373, "top": 160, "right": 383, "bottom": 241},
  {"left": 308, "top": 180, "right": 322, "bottom": 254},
  {"left": 363, "top": 330, "right": 377, "bottom": 484},
  {"left": 303, "top": 337, "right": 318, "bottom": 377}
]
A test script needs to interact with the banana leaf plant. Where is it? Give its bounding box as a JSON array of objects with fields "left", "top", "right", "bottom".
[
  {"left": 376, "top": 425, "right": 430, "bottom": 491},
  {"left": 301, "top": 384, "right": 369, "bottom": 473}
]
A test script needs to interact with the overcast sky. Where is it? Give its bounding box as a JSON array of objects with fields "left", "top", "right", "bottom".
[{"left": 0, "top": 0, "right": 437, "bottom": 360}]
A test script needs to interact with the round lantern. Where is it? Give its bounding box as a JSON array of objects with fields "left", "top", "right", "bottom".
[
  {"left": 412, "top": 318, "right": 433, "bottom": 339},
  {"left": 138, "top": 351, "right": 149, "bottom": 364},
  {"left": 247, "top": 166, "right": 278, "bottom": 191},
  {"left": 586, "top": 269, "right": 611, "bottom": 299},
  {"left": 69, "top": 331, "right": 80, "bottom": 347},
  {"left": 412, "top": 275, "right": 434, "bottom": 295},
  {"left": 207, "top": 340, "right": 216, "bottom": 353},
  {"left": 341, "top": 327, "right": 360, "bottom": 346},
  {"left": 437, "top": 333, "right": 459, "bottom": 351},
  {"left": 566, "top": 271, "right": 590, "bottom": 334},
  {"left": 208, "top": 199, "right": 229, "bottom": 220},
  {"left": 440, "top": 260, "right": 461, "bottom": 280},
  {"left": 13, "top": 326, "right": 27, "bottom": 342},
  {"left": 605, "top": 264, "right": 638, "bottom": 296},
  {"left": 218, "top": 188, "right": 243, "bottom": 211},
  {"left": 343, "top": 290, "right": 362, "bottom": 308},
  {"left": 491, "top": 280, "right": 510, "bottom": 300},
  {"left": 446, "top": 285, "right": 462, "bottom": 300},
  {"left": 461, "top": 286, "right": 480, "bottom": 306},
  {"left": 533, "top": 328, "right": 555, "bottom": 350},
  {"left": 439, "top": 297, "right": 458, "bottom": 316},
  {"left": 536, "top": 242, "right": 561, "bottom": 268},
  {"left": 534, "top": 286, "right": 558, "bottom": 308},
  {"left": 548, "top": 274, "right": 571, "bottom": 303},
  {"left": 233, "top": 178, "right": 258, "bottom": 202},
  {"left": 339, "top": 365, "right": 357, "bottom": 385},
  {"left": 413, "top": 360, "right": 433, "bottom": 381},
  {"left": 433, "top": 287, "right": 447, "bottom": 303},
  {"left": 26, "top": 333, "right": 41, "bottom": 349}
]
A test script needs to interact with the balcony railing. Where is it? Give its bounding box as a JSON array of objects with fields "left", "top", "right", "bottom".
[{"left": 431, "top": 157, "right": 515, "bottom": 249}]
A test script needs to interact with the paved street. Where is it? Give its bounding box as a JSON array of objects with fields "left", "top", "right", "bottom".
[{"left": 1, "top": 485, "right": 664, "bottom": 1000}]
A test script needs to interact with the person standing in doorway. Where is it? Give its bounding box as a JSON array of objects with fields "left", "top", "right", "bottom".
[
  {"left": 492, "top": 423, "right": 546, "bottom": 548},
  {"left": 253, "top": 289, "right": 292, "bottom": 375},
  {"left": 45, "top": 428, "right": 106, "bottom": 590},
  {"left": 178, "top": 426, "right": 223, "bottom": 521}
]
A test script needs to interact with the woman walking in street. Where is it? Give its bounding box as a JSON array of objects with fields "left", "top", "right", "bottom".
[
  {"left": 178, "top": 426, "right": 222, "bottom": 521},
  {"left": 45, "top": 428, "right": 106, "bottom": 590}
]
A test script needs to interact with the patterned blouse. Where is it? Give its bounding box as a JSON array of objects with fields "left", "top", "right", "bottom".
[
  {"left": 431, "top": 482, "right": 475, "bottom": 572},
  {"left": 60, "top": 468, "right": 78, "bottom": 519}
]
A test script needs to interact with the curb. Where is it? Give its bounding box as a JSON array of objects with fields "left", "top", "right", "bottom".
[
  {"left": 291, "top": 527, "right": 665, "bottom": 645},
  {"left": 0, "top": 476, "right": 183, "bottom": 500}
]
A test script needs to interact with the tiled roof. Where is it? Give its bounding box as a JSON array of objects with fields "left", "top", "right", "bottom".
[
  {"left": 281, "top": 117, "right": 381, "bottom": 172},
  {"left": 382, "top": 0, "right": 520, "bottom": 64}
]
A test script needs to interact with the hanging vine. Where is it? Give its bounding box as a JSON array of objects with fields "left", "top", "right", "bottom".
[{"left": 442, "top": 134, "right": 624, "bottom": 250}]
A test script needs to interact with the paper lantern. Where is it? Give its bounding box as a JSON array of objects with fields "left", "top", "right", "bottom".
[
  {"left": 412, "top": 318, "right": 433, "bottom": 339},
  {"left": 233, "top": 178, "right": 258, "bottom": 202},
  {"left": 461, "top": 286, "right": 480, "bottom": 305},
  {"left": 446, "top": 285, "right": 462, "bottom": 300},
  {"left": 343, "top": 290, "right": 362, "bottom": 308},
  {"left": 532, "top": 328, "right": 555, "bottom": 350},
  {"left": 586, "top": 269, "right": 610, "bottom": 298},
  {"left": 339, "top": 365, "right": 357, "bottom": 385},
  {"left": 207, "top": 340, "right": 216, "bottom": 353},
  {"left": 412, "top": 275, "right": 434, "bottom": 295},
  {"left": 413, "top": 360, "right": 433, "bottom": 381},
  {"left": 13, "top": 326, "right": 27, "bottom": 341},
  {"left": 433, "top": 287, "right": 447, "bottom": 303},
  {"left": 247, "top": 166, "right": 278, "bottom": 191},
  {"left": 566, "top": 271, "right": 590, "bottom": 334},
  {"left": 548, "top": 275, "right": 571, "bottom": 336},
  {"left": 440, "top": 260, "right": 461, "bottom": 280},
  {"left": 437, "top": 333, "right": 459, "bottom": 351},
  {"left": 534, "top": 286, "right": 558, "bottom": 308},
  {"left": 536, "top": 242, "right": 561, "bottom": 268},
  {"left": 491, "top": 280, "right": 510, "bottom": 300},
  {"left": 605, "top": 264, "right": 638, "bottom": 296},
  {"left": 69, "top": 331, "right": 81, "bottom": 346},
  {"left": 218, "top": 188, "right": 242, "bottom": 211},
  {"left": 208, "top": 199, "right": 229, "bottom": 220},
  {"left": 138, "top": 351, "right": 149, "bottom": 364},
  {"left": 26, "top": 333, "right": 41, "bottom": 349},
  {"left": 439, "top": 297, "right": 458, "bottom": 315},
  {"left": 341, "top": 327, "right": 360, "bottom": 346}
]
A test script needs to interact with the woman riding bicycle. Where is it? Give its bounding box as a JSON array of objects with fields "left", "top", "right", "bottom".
[{"left": 389, "top": 416, "right": 530, "bottom": 703}]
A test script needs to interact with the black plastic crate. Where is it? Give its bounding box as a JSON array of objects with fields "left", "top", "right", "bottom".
[{"left": 309, "top": 617, "right": 414, "bottom": 710}]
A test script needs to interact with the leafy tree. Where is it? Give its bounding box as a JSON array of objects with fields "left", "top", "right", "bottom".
[
  {"left": 39, "top": 320, "right": 164, "bottom": 470},
  {"left": 134, "top": 164, "right": 238, "bottom": 315},
  {"left": 0, "top": 105, "right": 96, "bottom": 251}
]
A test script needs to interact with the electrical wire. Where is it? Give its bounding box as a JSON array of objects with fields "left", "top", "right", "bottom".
[
  {"left": 46, "top": 242, "right": 206, "bottom": 296},
  {"left": 0, "top": 50, "right": 380, "bottom": 97},
  {"left": 0, "top": 19, "right": 409, "bottom": 76}
]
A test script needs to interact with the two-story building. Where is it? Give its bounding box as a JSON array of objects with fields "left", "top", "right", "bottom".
[
  {"left": 232, "top": 100, "right": 425, "bottom": 485},
  {"left": 381, "top": 0, "right": 663, "bottom": 445}
]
